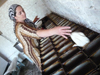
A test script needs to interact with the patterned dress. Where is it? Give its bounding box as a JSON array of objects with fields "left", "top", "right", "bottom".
[{"left": 15, "top": 22, "right": 41, "bottom": 71}]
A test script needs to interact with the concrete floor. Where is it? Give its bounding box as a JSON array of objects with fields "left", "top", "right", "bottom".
[{"left": 19, "top": 59, "right": 42, "bottom": 75}]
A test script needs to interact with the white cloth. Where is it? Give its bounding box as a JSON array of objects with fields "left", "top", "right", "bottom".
[
  {"left": 35, "top": 20, "right": 42, "bottom": 28},
  {"left": 70, "top": 32, "right": 90, "bottom": 47},
  {"left": 4, "top": 57, "right": 18, "bottom": 75}
]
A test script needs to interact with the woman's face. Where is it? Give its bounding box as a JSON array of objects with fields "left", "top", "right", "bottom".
[{"left": 14, "top": 6, "right": 26, "bottom": 22}]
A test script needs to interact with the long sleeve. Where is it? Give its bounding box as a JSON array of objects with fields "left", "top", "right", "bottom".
[{"left": 16, "top": 23, "right": 40, "bottom": 39}]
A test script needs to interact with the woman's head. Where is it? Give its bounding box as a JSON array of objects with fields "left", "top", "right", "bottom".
[{"left": 9, "top": 4, "right": 26, "bottom": 23}]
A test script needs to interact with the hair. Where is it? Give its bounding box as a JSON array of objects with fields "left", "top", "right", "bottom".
[{"left": 14, "top": 8, "right": 17, "bottom": 16}]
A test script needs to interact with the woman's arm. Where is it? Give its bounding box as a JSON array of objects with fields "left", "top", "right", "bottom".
[
  {"left": 37, "top": 26, "right": 72, "bottom": 39},
  {"left": 18, "top": 23, "right": 40, "bottom": 39},
  {"left": 18, "top": 23, "right": 71, "bottom": 39}
]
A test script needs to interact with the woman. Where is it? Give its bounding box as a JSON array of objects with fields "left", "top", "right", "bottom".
[{"left": 9, "top": 4, "right": 72, "bottom": 71}]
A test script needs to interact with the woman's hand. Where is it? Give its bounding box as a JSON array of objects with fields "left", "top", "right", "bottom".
[
  {"left": 51, "top": 26, "right": 72, "bottom": 39},
  {"left": 37, "top": 26, "right": 72, "bottom": 39}
]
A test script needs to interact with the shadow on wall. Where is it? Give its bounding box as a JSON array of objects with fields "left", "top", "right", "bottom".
[{"left": 0, "top": 0, "right": 7, "bottom": 7}]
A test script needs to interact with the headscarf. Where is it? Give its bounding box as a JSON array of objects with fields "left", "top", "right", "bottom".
[
  {"left": 9, "top": 4, "right": 36, "bottom": 33},
  {"left": 9, "top": 4, "right": 20, "bottom": 22}
]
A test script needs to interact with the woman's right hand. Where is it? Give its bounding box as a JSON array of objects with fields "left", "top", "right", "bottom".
[
  {"left": 37, "top": 26, "right": 72, "bottom": 39},
  {"left": 51, "top": 26, "right": 72, "bottom": 39}
]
